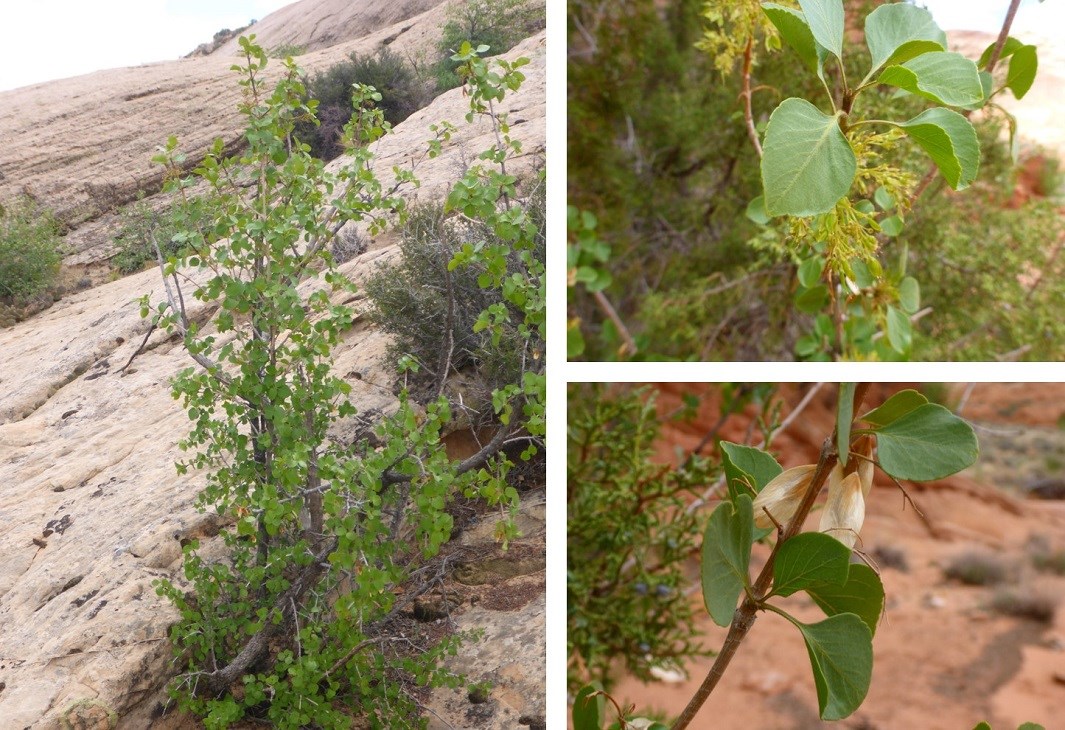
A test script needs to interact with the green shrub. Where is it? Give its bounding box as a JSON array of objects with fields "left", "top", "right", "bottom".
[
  {"left": 110, "top": 199, "right": 183, "bottom": 274},
  {"left": 297, "top": 48, "right": 430, "bottom": 160},
  {"left": 433, "top": 0, "right": 545, "bottom": 91},
  {"left": 0, "top": 196, "right": 65, "bottom": 303},
  {"left": 269, "top": 43, "right": 306, "bottom": 59},
  {"left": 944, "top": 551, "right": 1010, "bottom": 586},
  {"left": 990, "top": 588, "right": 1057, "bottom": 623},
  {"left": 567, "top": 385, "right": 713, "bottom": 691},
  {"left": 364, "top": 175, "right": 545, "bottom": 404}
]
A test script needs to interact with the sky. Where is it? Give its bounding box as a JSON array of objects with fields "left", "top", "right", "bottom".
[
  {"left": 0, "top": 0, "right": 295, "bottom": 92},
  {"left": 0, "top": 1, "right": 1061, "bottom": 93},
  {"left": 919, "top": 0, "right": 1065, "bottom": 36}
]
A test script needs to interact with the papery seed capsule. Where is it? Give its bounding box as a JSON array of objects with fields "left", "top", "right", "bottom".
[
  {"left": 752, "top": 464, "right": 817, "bottom": 529},
  {"left": 820, "top": 471, "right": 865, "bottom": 549},
  {"left": 852, "top": 434, "right": 875, "bottom": 498}
]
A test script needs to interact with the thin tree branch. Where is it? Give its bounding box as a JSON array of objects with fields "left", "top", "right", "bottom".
[
  {"left": 592, "top": 289, "right": 637, "bottom": 357},
  {"left": 741, "top": 37, "right": 763, "bottom": 158},
  {"left": 671, "top": 383, "right": 871, "bottom": 730},
  {"left": 986, "top": 0, "right": 1024, "bottom": 74}
]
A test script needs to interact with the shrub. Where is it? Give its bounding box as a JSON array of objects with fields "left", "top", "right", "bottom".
[
  {"left": 434, "top": 0, "right": 545, "bottom": 91},
  {"left": 110, "top": 199, "right": 183, "bottom": 274},
  {"left": 990, "top": 588, "right": 1057, "bottom": 623},
  {"left": 145, "top": 38, "right": 541, "bottom": 728},
  {"left": 269, "top": 43, "right": 306, "bottom": 59},
  {"left": 0, "top": 196, "right": 65, "bottom": 303},
  {"left": 297, "top": 48, "right": 431, "bottom": 160},
  {"left": 567, "top": 385, "right": 713, "bottom": 691},
  {"left": 943, "top": 551, "right": 1010, "bottom": 586},
  {"left": 329, "top": 224, "right": 367, "bottom": 264},
  {"left": 364, "top": 175, "right": 545, "bottom": 405}
]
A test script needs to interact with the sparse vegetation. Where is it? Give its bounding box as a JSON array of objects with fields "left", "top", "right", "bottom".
[
  {"left": 433, "top": 0, "right": 545, "bottom": 90},
  {"left": 269, "top": 43, "right": 306, "bottom": 59},
  {"left": 364, "top": 176, "right": 545, "bottom": 405},
  {"left": 943, "top": 551, "right": 1011, "bottom": 586},
  {"left": 990, "top": 588, "right": 1057, "bottom": 623},
  {"left": 0, "top": 196, "right": 65, "bottom": 303},
  {"left": 871, "top": 544, "right": 910, "bottom": 573},
  {"left": 297, "top": 48, "right": 431, "bottom": 160},
  {"left": 110, "top": 199, "right": 183, "bottom": 274}
]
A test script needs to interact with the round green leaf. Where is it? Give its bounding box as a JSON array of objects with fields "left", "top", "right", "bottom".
[
  {"left": 873, "top": 186, "right": 895, "bottom": 210},
  {"left": 796, "top": 613, "right": 873, "bottom": 720},
  {"left": 798, "top": 0, "right": 844, "bottom": 61},
  {"left": 572, "top": 685, "right": 604, "bottom": 730},
  {"left": 895, "top": 108, "right": 980, "bottom": 190},
  {"left": 771, "top": 532, "right": 851, "bottom": 598},
  {"left": 898, "top": 276, "right": 920, "bottom": 314},
  {"left": 745, "top": 194, "right": 770, "bottom": 225},
  {"left": 978, "top": 37, "right": 1024, "bottom": 70},
  {"left": 864, "top": 2, "right": 946, "bottom": 74},
  {"left": 872, "top": 403, "right": 979, "bottom": 481},
  {"left": 885, "top": 305, "right": 912, "bottom": 353},
  {"left": 1005, "top": 44, "right": 1038, "bottom": 100},
  {"left": 701, "top": 494, "right": 754, "bottom": 627},
  {"left": 761, "top": 98, "right": 856, "bottom": 217},
  {"left": 806, "top": 563, "right": 885, "bottom": 636},
  {"left": 720, "top": 441, "right": 784, "bottom": 499},
  {"left": 798, "top": 256, "right": 825, "bottom": 288},
  {"left": 795, "top": 283, "right": 830, "bottom": 313},
  {"left": 878, "top": 51, "right": 983, "bottom": 107},
  {"left": 762, "top": 4, "right": 824, "bottom": 76},
  {"left": 879, "top": 215, "right": 903, "bottom": 237},
  {"left": 860, "top": 388, "right": 928, "bottom": 427}
]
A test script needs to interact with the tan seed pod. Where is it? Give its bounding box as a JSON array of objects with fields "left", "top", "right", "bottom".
[
  {"left": 752, "top": 464, "right": 817, "bottom": 529},
  {"left": 820, "top": 470, "right": 865, "bottom": 549},
  {"left": 851, "top": 434, "right": 875, "bottom": 498}
]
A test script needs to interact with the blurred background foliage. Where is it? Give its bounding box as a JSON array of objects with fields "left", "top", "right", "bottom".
[{"left": 567, "top": 0, "right": 1065, "bottom": 361}]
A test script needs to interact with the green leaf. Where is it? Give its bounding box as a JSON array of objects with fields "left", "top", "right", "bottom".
[
  {"left": 806, "top": 563, "right": 885, "bottom": 636},
  {"left": 720, "top": 442, "right": 783, "bottom": 501},
  {"left": 798, "top": 256, "right": 825, "bottom": 288},
  {"left": 864, "top": 2, "right": 946, "bottom": 74},
  {"left": 850, "top": 259, "right": 876, "bottom": 289},
  {"left": 898, "top": 276, "right": 920, "bottom": 314},
  {"left": 885, "top": 305, "right": 912, "bottom": 353},
  {"left": 798, "top": 0, "right": 844, "bottom": 61},
  {"left": 762, "top": 4, "right": 829, "bottom": 77},
  {"left": 878, "top": 52, "right": 983, "bottom": 107},
  {"left": 972, "top": 724, "right": 992, "bottom": 730},
  {"left": 873, "top": 186, "right": 895, "bottom": 210},
  {"left": 761, "top": 98, "right": 856, "bottom": 217},
  {"left": 860, "top": 389, "right": 928, "bottom": 427},
  {"left": 879, "top": 215, "right": 903, "bottom": 237},
  {"left": 1018, "top": 723, "right": 1046, "bottom": 730},
  {"left": 771, "top": 532, "right": 851, "bottom": 597},
  {"left": 701, "top": 494, "right": 754, "bottom": 627},
  {"left": 977, "top": 36, "right": 1025, "bottom": 69},
  {"left": 572, "top": 685, "right": 604, "bottom": 730},
  {"left": 745, "top": 194, "right": 770, "bottom": 225},
  {"left": 795, "top": 613, "right": 873, "bottom": 720},
  {"left": 837, "top": 383, "right": 855, "bottom": 466},
  {"left": 795, "top": 284, "right": 829, "bottom": 313},
  {"left": 567, "top": 319, "right": 585, "bottom": 358},
  {"left": 1004, "top": 44, "right": 1038, "bottom": 100},
  {"left": 872, "top": 403, "right": 979, "bottom": 480},
  {"left": 895, "top": 108, "right": 980, "bottom": 190}
]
